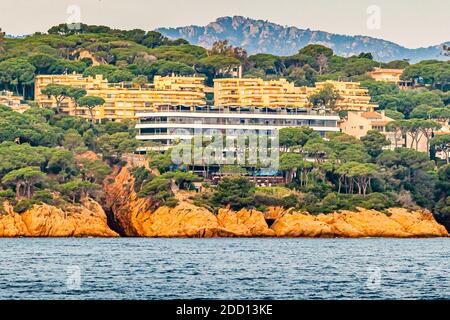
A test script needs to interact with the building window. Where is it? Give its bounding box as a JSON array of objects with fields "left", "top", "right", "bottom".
[{"left": 372, "top": 126, "right": 384, "bottom": 132}]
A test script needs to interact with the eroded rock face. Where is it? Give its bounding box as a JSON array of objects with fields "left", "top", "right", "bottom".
[
  {"left": 0, "top": 203, "right": 29, "bottom": 237},
  {"left": 104, "top": 167, "right": 154, "bottom": 236},
  {"left": 272, "top": 208, "right": 449, "bottom": 238},
  {"left": 126, "top": 203, "right": 274, "bottom": 238},
  {"left": 37, "top": 168, "right": 442, "bottom": 238},
  {"left": 0, "top": 200, "right": 118, "bottom": 237},
  {"left": 271, "top": 212, "right": 336, "bottom": 238},
  {"left": 105, "top": 168, "right": 275, "bottom": 237},
  {"left": 388, "top": 208, "right": 449, "bottom": 237},
  {"left": 122, "top": 203, "right": 448, "bottom": 238},
  {"left": 135, "top": 202, "right": 235, "bottom": 238},
  {"left": 217, "top": 208, "right": 275, "bottom": 237},
  {"left": 104, "top": 168, "right": 448, "bottom": 238},
  {"left": 2, "top": 190, "right": 447, "bottom": 238}
]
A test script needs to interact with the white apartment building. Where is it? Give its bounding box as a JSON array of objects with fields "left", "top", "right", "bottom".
[{"left": 136, "top": 105, "right": 340, "bottom": 149}]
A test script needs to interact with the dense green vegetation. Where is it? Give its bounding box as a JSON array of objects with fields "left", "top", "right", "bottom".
[
  {"left": 0, "top": 105, "right": 137, "bottom": 213},
  {"left": 184, "top": 128, "right": 450, "bottom": 216},
  {"left": 0, "top": 23, "right": 449, "bottom": 219},
  {"left": 131, "top": 166, "right": 203, "bottom": 209},
  {"left": 361, "top": 81, "right": 450, "bottom": 118},
  {"left": 1, "top": 24, "right": 448, "bottom": 100}
]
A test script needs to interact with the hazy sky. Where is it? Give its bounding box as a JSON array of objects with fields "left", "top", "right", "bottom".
[{"left": 0, "top": 0, "right": 448, "bottom": 48}]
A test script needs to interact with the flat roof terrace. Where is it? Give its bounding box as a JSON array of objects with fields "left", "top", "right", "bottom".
[{"left": 138, "top": 104, "right": 340, "bottom": 117}]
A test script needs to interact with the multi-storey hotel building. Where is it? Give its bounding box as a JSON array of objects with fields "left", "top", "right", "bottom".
[
  {"left": 35, "top": 73, "right": 206, "bottom": 121},
  {"left": 136, "top": 104, "right": 340, "bottom": 149}
]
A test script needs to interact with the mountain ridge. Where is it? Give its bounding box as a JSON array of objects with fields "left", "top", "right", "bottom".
[{"left": 156, "top": 16, "right": 449, "bottom": 63}]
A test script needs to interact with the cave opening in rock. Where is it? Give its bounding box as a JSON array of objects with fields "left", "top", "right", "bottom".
[
  {"left": 265, "top": 219, "right": 276, "bottom": 227},
  {"left": 104, "top": 207, "right": 126, "bottom": 237}
]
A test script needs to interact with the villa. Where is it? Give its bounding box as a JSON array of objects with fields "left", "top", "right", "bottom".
[{"left": 0, "top": 90, "right": 30, "bottom": 113}]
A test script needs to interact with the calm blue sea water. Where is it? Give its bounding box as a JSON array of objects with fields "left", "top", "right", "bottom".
[{"left": 0, "top": 238, "right": 449, "bottom": 300}]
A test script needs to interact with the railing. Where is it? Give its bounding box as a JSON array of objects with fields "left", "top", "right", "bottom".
[
  {"left": 139, "top": 119, "right": 337, "bottom": 127},
  {"left": 151, "top": 105, "right": 339, "bottom": 117}
]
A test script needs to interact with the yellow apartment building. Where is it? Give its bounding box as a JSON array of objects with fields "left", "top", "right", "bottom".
[
  {"left": 153, "top": 75, "right": 205, "bottom": 92},
  {"left": 0, "top": 90, "right": 31, "bottom": 113},
  {"left": 368, "top": 68, "right": 404, "bottom": 83},
  {"left": 214, "top": 78, "right": 309, "bottom": 108},
  {"left": 313, "top": 80, "right": 377, "bottom": 112},
  {"left": 35, "top": 73, "right": 206, "bottom": 121},
  {"left": 214, "top": 78, "right": 376, "bottom": 112}
]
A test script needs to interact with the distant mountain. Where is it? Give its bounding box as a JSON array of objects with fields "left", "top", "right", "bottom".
[{"left": 157, "top": 16, "right": 449, "bottom": 63}]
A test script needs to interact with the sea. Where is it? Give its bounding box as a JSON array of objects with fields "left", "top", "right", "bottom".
[{"left": 0, "top": 238, "right": 449, "bottom": 300}]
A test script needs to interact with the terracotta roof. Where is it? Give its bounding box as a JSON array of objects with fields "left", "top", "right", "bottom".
[
  {"left": 435, "top": 131, "right": 450, "bottom": 136},
  {"left": 371, "top": 121, "right": 390, "bottom": 126},
  {"left": 360, "top": 112, "right": 382, "bottom": 119}
]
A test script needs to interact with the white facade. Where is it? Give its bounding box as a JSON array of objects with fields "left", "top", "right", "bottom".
[{"left": 136, "top": 105, "right": 340, "bottom": 148}]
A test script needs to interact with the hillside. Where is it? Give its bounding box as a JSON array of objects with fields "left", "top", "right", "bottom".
[{"left": 157, "top": 16, "right": 449, "bottom": 63}]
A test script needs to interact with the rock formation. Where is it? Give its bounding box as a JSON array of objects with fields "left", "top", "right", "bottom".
[
  {"left": 0, "top": 199, "right": 118, "bottom": 237},
  {"left": 217, "top": 208, "right": 275, "bottom": 237},
  {"left": 272, "top": 208, "right": 448, "bottom": 238},
  {"left": 104, "top": 167, "right": 154, "bottom": 236},
  {"left": 1, "top": 166, "right": 448, "bottom": 238},
  {"left": 136, "top": 206, "right": 448, "bottom": 238},
  {"left": 104, "top": 167, "right": 448, "bottom": 238},
  {"left": 134, "top": 202, "right": 235, "bottom": 237},
  {"left": 0, "top": 203, "right": 29, "bottom": 237}
]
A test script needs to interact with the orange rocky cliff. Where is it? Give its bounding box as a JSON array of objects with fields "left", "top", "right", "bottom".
[
  {"left": 0, "top": 199, "right": 118, "bottom": 237},
  {"left": 106, "top": 167, "right": 449, "bottom": 238},
  {"left": 104, "top": 167, "right": 154, "bottom": 236},
  {"left": 1, "top": 166, "right": 447, "bottom": 238},
  {"left": 271, "top": 208, "right": 449, "bottom": 238}
]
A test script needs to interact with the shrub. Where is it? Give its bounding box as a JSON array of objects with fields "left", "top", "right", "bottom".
[
  {"left": 165, "top": 197, "right": 179, "bottom": 208},
  {"left": 282, "top": 194, "right": 300, "bottom": 209},
  {"left": 360, "top": 193, "right": 396, "bottom": 211},
  {"left": 131, "top": 166, "right": 153, "bottom": 193},
  {"left": 297, "top": 192, "right": 397, "bottom": 214},
  {"left": 211, "top": 176, "right": 256, "bottom": 211},
  {"left": 254, "top": 192, "right": 285, "bottom": 208},
  {"left": 32, "top": 190, "right": 55, "bottom": 205},
  {"left": 14, "top": 200, "right": 36, "bottom": 213},
  {"left": 0, "top": 189, "right": 15, "bottom": 199},
  {"left": 138, "top": 176, "right": 175, "bottom": 209}
]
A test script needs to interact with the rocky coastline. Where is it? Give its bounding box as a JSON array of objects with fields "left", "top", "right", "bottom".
[{"left": 1, "top": 167, "right": 447, "bottom": 238}]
